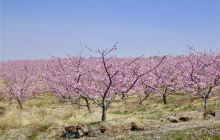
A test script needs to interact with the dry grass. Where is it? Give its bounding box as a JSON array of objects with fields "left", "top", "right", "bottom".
[{"left": 0, "top": 92, "right": 220, "bottom": 139}]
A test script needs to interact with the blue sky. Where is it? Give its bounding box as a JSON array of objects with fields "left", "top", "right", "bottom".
[{"left": 1, "top": 0, "right": 220, "bottom": 60}]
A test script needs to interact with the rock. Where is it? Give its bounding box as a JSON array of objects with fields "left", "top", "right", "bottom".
[
  {"left": 203, "top": 110, "right": 215, "bottom": 119},
  {"left": 179, "top": 116, "right": 191, "bottom": 122},
  {"left": 87, "top": 127, "right": 101, "bottom": 137},
  {"left": 63, "top": 126, "right": 80, "bottom": 139},
  {"left": 76, "top": 125, "right": 89, "bottom": 136},
  {"left": 78, "top": 130, "right": 84, "bottom": 137},
  {"left": 66, "top": 131, "right": 80, "bottom": 139},
  {"left": 167, "top": 116, "right": 178, "bottom": 123},
  {"left": 130, "top": 122, "right": 145, "bottom": 131},
  {"left": 99, "top": 125, "right": 108, "bottom": 133},
  {"left": 205, "top": 114, "right": 215, "bottom": 120},
  {"left": 120, "top": 125, "right": 130, "bottom": 133},
  {"left": 65, "top": 126, "right": 77, "bottom": 133}
]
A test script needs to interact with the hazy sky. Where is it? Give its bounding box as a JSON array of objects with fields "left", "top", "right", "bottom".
[{"left": 1, "top": 0, "right": 220, "bottom": 60}]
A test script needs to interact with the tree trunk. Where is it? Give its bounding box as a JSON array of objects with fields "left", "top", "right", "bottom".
[
  {"left": 139, "top": 99, "right": 143, "bottom": 105},
  {"left": 204, "top": 97, "right": 208, "bottom": 110},
  {"left": 163, "top": 93, "right": 167, "bottom": 104},
  {"left": 83, "top": 97, "right": 92, "bottom": 114},
  {"left": 101, "top": 106, "right": 107, "bottom": 122},
  {"left": 16, "top": 98, "right": 23, "bottom": 109},
  {"left": 121, "top": 93, "right": 125, "bottom": 99},
  {"left": 77, "top": 97, "right": 81, "bottom": 109},
  {"left": 138, "top": 93, "right": 150, "bottom": 105}
]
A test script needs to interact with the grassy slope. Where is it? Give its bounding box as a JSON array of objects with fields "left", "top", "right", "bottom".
[{"left": 0, "top": 92, "right": 220, "bottom": 140}]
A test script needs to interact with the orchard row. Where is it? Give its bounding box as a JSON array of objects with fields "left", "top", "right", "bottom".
[{"left": 0, "top": 47, "right": 220, "bottom": 121}]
